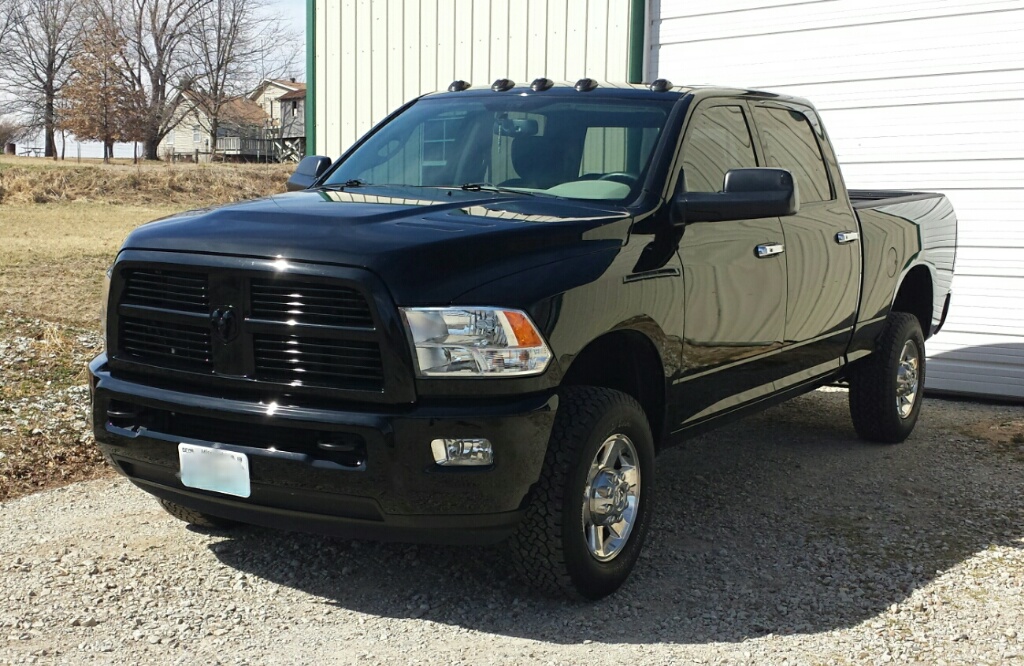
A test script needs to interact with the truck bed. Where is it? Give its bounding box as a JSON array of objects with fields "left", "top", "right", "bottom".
[
  {"left": 848, "top": 189, "right": 946, "bottom": 209},
  {"left": 849, "top": 189, "right": 957, "bottom": 338}
]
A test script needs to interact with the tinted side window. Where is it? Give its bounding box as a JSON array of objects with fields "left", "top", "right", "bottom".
[
  {"left": 753, "top": 107, "right": 832, "bottom": 203},
  {"left": 681, "top": 105, "right": 757, "bottom": 193}
]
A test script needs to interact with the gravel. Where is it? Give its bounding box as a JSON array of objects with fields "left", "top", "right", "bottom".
[
  {"left": 1, "top": 388, "right": 1022, "bottom": 665},
  {"left": 0, "top": 315, "right": 107, "bottom": 501}
]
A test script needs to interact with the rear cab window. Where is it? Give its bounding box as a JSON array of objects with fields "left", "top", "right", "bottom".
[{"left": 752, "top": 106, "right": 834, "bottom": 204}]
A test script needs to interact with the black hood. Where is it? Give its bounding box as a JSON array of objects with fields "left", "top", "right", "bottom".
[{"left": 121, "top": 188, "right": 632, "bottom": 304}]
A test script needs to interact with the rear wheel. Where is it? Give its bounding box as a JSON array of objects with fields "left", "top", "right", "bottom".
[
  {"left": 848, "top": 311, "right": 926, "bottom": 443},
  {"left": 510, "top": 386, "right": 655, "bottom": 600},
  {"left": 158, "top": 498, "right": 238, "bottom": 530}
]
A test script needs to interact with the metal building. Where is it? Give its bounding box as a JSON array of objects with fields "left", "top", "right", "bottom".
[{"left": 308, "top": 0, "right": 1024, "bottom": 400}]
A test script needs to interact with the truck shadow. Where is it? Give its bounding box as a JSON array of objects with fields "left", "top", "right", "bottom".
[{"left": 209, "top": 388, "right": 1024, "bottom": 645}]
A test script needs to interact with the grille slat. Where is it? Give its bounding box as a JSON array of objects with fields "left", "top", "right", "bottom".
[
  {"left": 122, "top": 270, "right": 209, "bottom": 313},
  {"left": 250, "top": 301, "right": 370, "bottom": 314},
  {"left": 254, "top": 360, "right": 383, "bottom": 377},
  {"left": 251, "top": 279, "right": 373, "bottom": 328},
  {"left": 254, "top": 355, "right": 384, "bottom": 370}
]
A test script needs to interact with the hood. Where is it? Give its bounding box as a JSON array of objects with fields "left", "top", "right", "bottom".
[{"left": 121, "top": 188, "right": 632, "bottom": 304}]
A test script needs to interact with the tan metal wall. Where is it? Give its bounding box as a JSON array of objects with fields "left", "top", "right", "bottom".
[{"left": 314, "top": 0, "right": 634, "bottom": 156}]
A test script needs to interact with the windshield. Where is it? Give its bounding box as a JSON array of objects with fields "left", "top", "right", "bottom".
[{"left": 324, "top": 95, "right": 676, "bottom": 201}]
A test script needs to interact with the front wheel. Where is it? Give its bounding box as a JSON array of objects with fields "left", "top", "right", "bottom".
[
  {"left": 510, "top": 386, "right": 655, "bottom": 600},
  {"left": 848, "top": 312, "right": 926, "bottom": 443}
]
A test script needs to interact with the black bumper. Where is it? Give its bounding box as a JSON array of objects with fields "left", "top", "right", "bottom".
[{"left": 90, "top": 355, "right": 558, "bottom": 545}]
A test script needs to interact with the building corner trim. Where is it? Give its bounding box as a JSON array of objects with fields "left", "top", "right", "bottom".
[
  {"left": 306, "top": 0, "right": 316, "bottom": 155},
  {"left": 628, "top": 0, "right": 646, "bottom": 83}
]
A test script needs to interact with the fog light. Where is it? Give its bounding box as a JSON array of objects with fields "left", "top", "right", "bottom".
[{"left": 430, "top": 438, "right": 493, "bottom": 466}]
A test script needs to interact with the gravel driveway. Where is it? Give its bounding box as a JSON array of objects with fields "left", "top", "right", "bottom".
[{"left": 1, "top": 389, "right": 1022, "bottom": 665}]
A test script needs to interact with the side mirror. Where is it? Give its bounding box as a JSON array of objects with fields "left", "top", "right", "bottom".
[
  {"left": 286, "top": 155, "right": 333, "bottom": 191},
  {"left": 674, "top": 168, "right": 798, "bottom": 223}
]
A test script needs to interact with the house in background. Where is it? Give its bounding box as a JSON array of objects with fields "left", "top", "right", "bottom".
[
  {"left": 278, "top": 88, "right": 306, "bottom": 162},
  {"left": 159, "top": 91, "right": 278, "bottom": 162},
  {"left": 249, "top": 78, "right": 306, "bottom": 131}
]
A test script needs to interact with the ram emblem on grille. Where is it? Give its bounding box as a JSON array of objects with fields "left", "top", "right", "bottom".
[{"left": 210, "top": 308, "right": 239, "bottom": 344}]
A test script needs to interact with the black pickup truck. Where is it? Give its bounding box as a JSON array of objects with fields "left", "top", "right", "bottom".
[{"left": 90, "top": 80, "right": 956, "bottom": 599}]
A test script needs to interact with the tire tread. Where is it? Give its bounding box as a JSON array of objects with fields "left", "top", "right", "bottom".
[
  {"left": 509, "top": 386, "right": 649, "bottom": 599},
  {"left": 848, "top": 312, "right": 925, "bottom": 444}
]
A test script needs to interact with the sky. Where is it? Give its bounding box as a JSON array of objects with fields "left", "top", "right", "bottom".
[{"left": 19, "top": 0, "right": 307, "bottom": 159}]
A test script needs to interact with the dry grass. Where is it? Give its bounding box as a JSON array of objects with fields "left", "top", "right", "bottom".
[
  {"left": 0, "top": 155, "right": 291, "bottom": 206},
  {"left": 1, "top": 203, "right": 186, "bottom": 325}
]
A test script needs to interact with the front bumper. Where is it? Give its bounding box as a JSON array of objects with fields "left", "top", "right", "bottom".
[{"left": 90, "top": 355, "right": 557, "bottom": 545}]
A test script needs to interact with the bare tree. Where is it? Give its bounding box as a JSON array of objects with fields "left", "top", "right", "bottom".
[
  {"left": 0, "top": 114, "right": 29, "bottom": 149},
  {"left": 0, "top": 0, "right": 21, "bottom": 45},
  {"left": 121, "top": 0, "right": 210, "bottom": 160},
  {"left": 0, "top": 0, "right": 81, "bottom": 158},
  {"left": 186, "top": 0, "right": 298, "bottom": 155}
]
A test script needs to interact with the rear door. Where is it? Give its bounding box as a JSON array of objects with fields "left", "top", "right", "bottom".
[
  {"left": 750, "top": 103, "right": 862, "bottom": 387},
  {"left": 672, "top": 101, "right": 789, "bottom": 428}
]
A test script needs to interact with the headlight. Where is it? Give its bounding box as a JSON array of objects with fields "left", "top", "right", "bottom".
[
  {"left": 100, "top": 266, "right": 112, "bottom": 346},
  {"left": 400, "top": 307, "right": 552, "bottom": 377}
]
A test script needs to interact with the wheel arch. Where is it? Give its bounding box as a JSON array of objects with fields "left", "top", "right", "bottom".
[
  {"left": 891, "top": 264, "right": 934, "bottom": 339},
  {"left": 560, "top": 328, "right": 668, "bottom": 448}
]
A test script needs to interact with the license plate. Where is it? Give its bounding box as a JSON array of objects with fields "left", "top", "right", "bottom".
[{"left": 178, "top": 444, "right": 251, "bottom": 498}]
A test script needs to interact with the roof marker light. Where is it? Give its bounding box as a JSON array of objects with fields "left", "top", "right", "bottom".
[
  {"left": 448, "top": 80, "right": 471, "bottom": 92},
  {"left": 650, "top": 79, "right": 673, "bottom": 92},
  {"left": 530, "top": 77, "right": 554, "bottom": 91},
  {"left": 491, "top": 78, "right": 515, "bottom": 92},
  {"left": 574, "top": 78, "right": 598, "bottom": 92}
]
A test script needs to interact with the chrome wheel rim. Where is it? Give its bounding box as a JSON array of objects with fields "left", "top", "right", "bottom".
[
  {"left": 896, "top": 339, "right": 921, "bottom": 419},
  {"left": 583, "top": 434, "right": 641, "bottom": 562}
]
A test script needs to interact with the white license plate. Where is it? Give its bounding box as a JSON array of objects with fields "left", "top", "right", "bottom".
[{"left": 178, "top": 444, "right": 251, "bottom": 498}]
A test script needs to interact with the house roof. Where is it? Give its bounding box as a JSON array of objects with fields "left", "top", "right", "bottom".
[
  {"left": 248, "top": 78, "right": 306, "bottom": 101},
  {"left": 278, "top": 89, "right": 307, "bottom": 101},
  {"left": 181, "top": 90, "right": 268, "bottom": 126},
  {"left": 220, "top": 96, "right": 268, "bottom": 125}
]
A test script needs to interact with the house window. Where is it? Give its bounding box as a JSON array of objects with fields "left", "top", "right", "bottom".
[
  {"left": 166, "top": 130, "right": 175, "bottom": 145},
  {"left": 291, "top": 100, "right": 298, "bottom": 116},
  {"left": 193, "top": 126, "right": 201, "bottom": 144}
]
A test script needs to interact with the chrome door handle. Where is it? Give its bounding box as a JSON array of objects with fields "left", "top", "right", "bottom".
[
  {"left": 836, "top": 231, "right": 860, "bottom": 244},
  {"left": 755, "top": 243, "right": 785, "bottom": 258}
]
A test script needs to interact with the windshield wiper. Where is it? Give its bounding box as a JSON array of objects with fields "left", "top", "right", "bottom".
[
  {"left": 460, "top": 183, "right": 537, "bottom": 197},
  {"left": 321, "top": 179, "right": 368, "bottom": 190}
]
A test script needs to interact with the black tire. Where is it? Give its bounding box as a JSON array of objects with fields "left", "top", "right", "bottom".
[
  {"left": 158, "top": 498, "right": 238, "bottom": 530},
  {"left": 848, "top": 311, "right": 926, "bottom": 443},
  {"left": 510, "top": 386, "right": 655, "bottom": 600}
]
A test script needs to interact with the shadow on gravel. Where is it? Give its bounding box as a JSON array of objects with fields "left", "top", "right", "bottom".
[{"left": 210, "top": 389, "right": 1024, "bottom": 645}]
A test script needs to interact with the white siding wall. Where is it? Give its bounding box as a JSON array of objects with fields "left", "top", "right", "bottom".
[
  {"left": 314, "top": 0, "right": 634, "bottom": 156},
  {"left": 651, "top": 0, "right": 1024, "bottom": 400}
]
